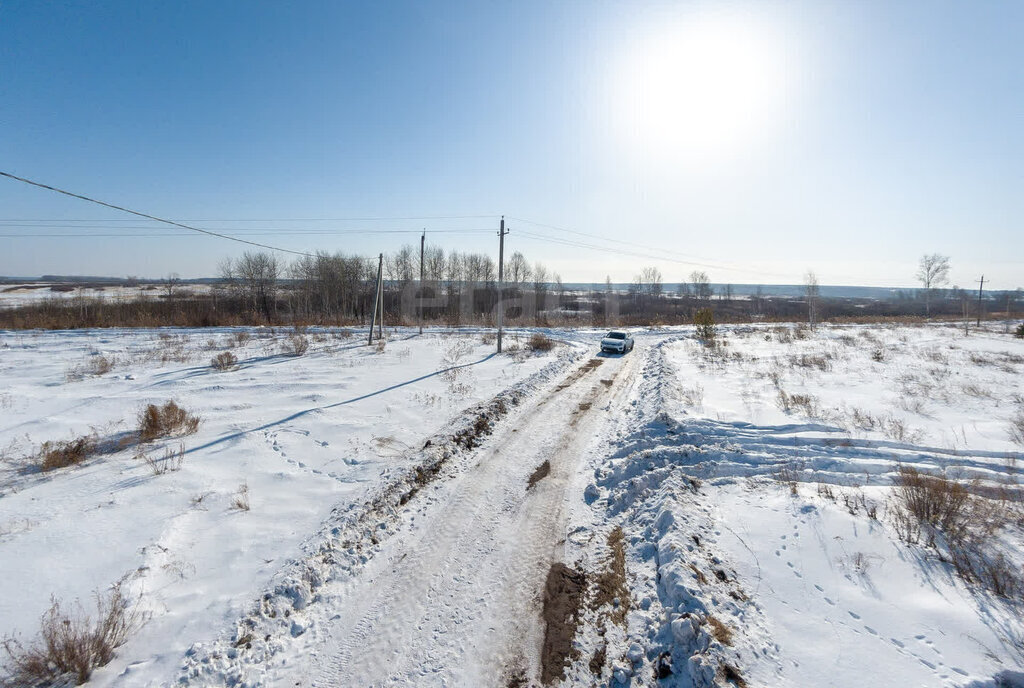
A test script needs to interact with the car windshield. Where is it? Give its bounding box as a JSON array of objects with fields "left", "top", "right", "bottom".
[{"left": 606, "top": 332, "right": 626, "bottom": 340}]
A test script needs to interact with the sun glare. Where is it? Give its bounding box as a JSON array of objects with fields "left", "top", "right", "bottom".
[{"left": 617, "top": 12, "right": 793, "bottom": 162}]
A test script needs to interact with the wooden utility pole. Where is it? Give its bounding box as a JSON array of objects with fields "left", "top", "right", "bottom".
[
  {"left": 368, "top": 253, "right": 383, "bottom": 345},
  {"left": 497, "top": 217, "right": 508, "bottom": 353},
  {"left": 377, "top": 256, "right": 384, "bottom": 340},
  {"left": 976, "top": 275, "right": 985, "bottom": 328},
  {"left": 419, "top": 230, "right": 425, "bottom": 335}
]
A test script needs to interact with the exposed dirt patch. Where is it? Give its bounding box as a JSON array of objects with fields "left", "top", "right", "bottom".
[
  {"left": 591, "top": 526, "right": 630, "bottom": 625},
  {"left": 541, "top": 563, "right": 586, "bottom": 684},
  {"left": 577, "top": 401, "right": 592, "bottom": 412},
  {"left": 589, "top": 643, "right": 607, "bottom": 676},
  {"left": 721, "top": 662, "right": 747, "bottom": 687},
  {"left": 599, "top": 378, "right": 613, "bottom": 387},
  {"left": 503, "top": 660, "right": 529, "bottom": 688},
  {"left": 556, "top": 358, "right": 604, "bottom": 390},
  {"left": 527, "top": 460, "right": 551, "bottom": 490}
]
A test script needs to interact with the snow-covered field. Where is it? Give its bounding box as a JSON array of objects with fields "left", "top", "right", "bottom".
[
  {"left": 2, "top": 322, "right": 1023, "bottom": 687},
  {"left": 0, "top": 284, "right": 210, "bottom": 309},
  {"left": 567, "top": 323, "right": 1024, "bottom": 688},
  {"left": 0, "top": 326, "right": 568, "bottom": 686}
]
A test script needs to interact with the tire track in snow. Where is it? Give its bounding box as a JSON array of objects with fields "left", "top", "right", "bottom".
[{"left": 303, "top": 350, "right": 643, "bottom": 687}]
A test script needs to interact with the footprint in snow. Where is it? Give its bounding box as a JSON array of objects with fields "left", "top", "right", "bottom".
[
  {"left": 848, "top": 611, "right": 861, "bottom": 620},
  {"left": 864, "top": 626, "right": 878, "bottom": 636},
  {"left": 890, "top": 638, "right": 904, "bottom": 648},
  {"left": 814, "top": 584, "right": 823, "bottom": 591}
]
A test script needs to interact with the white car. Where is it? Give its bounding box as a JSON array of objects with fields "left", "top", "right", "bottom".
[{"left": 600, "top": 330, "right": 634, "bottom": 354}]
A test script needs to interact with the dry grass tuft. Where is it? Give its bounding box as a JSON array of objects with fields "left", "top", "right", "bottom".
[
  {"left": 38, "top": 435, "right": 98, "bottom": 472},
  {"left": 706, "top": 615, "right": 734, "bottom": 645},
  {"left": 138, "top": 401, "right": 200, "bottom": 442},
  {"left": 210, "top": 351, "right": 238, "bottom": 371},
  {"left": 231, "top": 482, "right": 250, "bottom": 511},
  {"left": 1009, "top": 410, "right": 1024, "bottom": 447},
  {"left": 1, "top": 582, "right": 139, "bottom": 686},
  {"left": 285, "top": 333, "right": 309, "bottom": 356},
  {"left": 892, "top": 465, "right": 971, "bottom": 542},
  {"left": 528, "top": 333, "right": 554, "bottom": 352},
  {"left": 137, "top": 443, "right": 184, "bottom": 475}
]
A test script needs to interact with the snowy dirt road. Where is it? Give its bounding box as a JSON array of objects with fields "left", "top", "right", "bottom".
[{"left": 296, "top": 348, "right": 644, "bottom": 687}]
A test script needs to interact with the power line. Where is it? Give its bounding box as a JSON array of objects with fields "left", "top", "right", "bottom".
[
  {"left": 507, "top": 215, "right": 790, "bottom": 278},
  {"left": 0, "top": 171, "right": 319, "bottom": 257},
  {"left": 0, "top": 227, "right": 495, "bottom": 236},
  {"left": 0, "top": 231, "right": 494, "bottom": 238},
  {"left": 0, "top": 215, "right": 500, "bottom": 222},
  {"left": 513, "top": 228, "right": 795, "bottom": 279}
]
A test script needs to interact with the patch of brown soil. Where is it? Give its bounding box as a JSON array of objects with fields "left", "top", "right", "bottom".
[
  {"left": 556, "top": 358, "right": 604, "bottom": 390},
  {"left": 541, "top": 563, "right": 586, "bottom": 684},
  {"left": 527, "top": 460, "right": 551, "bottom": 489},
  {"left": 591, "top": 527, "right": 630, "bottom": 625},
  {"left": 721, "top": 662, "right": 747, "bottom": 687}
]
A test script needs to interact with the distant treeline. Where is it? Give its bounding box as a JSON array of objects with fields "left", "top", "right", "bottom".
[{"left": 0, "top": 249, "right": 1020, "bottom": 330}]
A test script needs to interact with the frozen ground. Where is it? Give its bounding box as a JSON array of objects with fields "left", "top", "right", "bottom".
[
  {"left": 2, "top": 322, "right": 1023, "bottom": 687},
  {"left": 0, "top": 326, "right": 566, "bottom": 686}
]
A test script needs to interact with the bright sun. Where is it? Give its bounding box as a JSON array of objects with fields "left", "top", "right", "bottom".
[{"left": 616, "top": 12, "right": 793, "bottom": 162}]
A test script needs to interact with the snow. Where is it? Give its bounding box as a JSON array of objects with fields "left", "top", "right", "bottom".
[
  {"left": 0, "top": 326, "right": 559, "bottom": 686},
  {"left": 2, "top": 321, "right": 1023, "bottom": 687},
  {"left": 567, "top": 323, "right": 1024, "bottom": 687}
]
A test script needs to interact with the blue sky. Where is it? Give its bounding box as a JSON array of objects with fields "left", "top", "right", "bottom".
[{"left": 0, "top": 0, "right": 1020, "bottom": 288}]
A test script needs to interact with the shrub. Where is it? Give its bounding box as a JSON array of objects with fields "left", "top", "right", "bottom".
[
  {"left": 528, "top": 333, "right": 554, "bottom": 352},
  {"left": 1, "top": 582, "right": 139, "bottom": 686},
  {"left": 65, "top": 354, "right": 116, "bottom": 381},
  {"left": 1009, "top": 410, "right": 1024, "bottom": 446},
  {"left": 893, "top": 465, "right": 971, "bottom": 543},
  {"left": 694, "top": 309, "right": 715, "bottom": 343},
  {"left": 137, "top": 443, "right": 184, "bottom": 475},
  {"left": 210, "top": 351, "right": 238, "bottom": 371},
  {"left": 138, "top": 401, "right": 200, "bottom": 442},
  {"left": 38, "top": 435, "right": 98, "bottom": 472},
  {"left": 1015, "top": 323, "right": 1024, "bottom": 339},
  {"left": 286, "top": 334, "right": 309, "bottom": 357}
]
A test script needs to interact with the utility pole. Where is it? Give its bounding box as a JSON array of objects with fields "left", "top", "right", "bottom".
[
  {"left": 369, "top": 253, "right": 383, "bottom": 345},
  {"left": 377, "top": 256, "right": 384, "bottom": 341},
  {"left": 976, "top": 275, "right": 985, "bottom": 328},
  {"left": 419, "top": 230, "right": 425, "bottom": 335},
  {"left": 497, "top": 217, "right": 508, "bottom": 353}
]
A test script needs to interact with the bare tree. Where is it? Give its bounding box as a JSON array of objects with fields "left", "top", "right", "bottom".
[
  {"left": 221, "top": 252, "right": 281, "bottom": 321},
  {"left": 640, "top": 266, "right": 663, "bottom": 298},
  {"left": 804, "top": 270, "right": 821, "bottom": 326},
  {"left": 507, "top": 252, "right": 532, "bottom": 287},
  {"left": 690, "top": 271, "right": 713, "bottom": 302},
  {"left": 162, "top": 273, "right": 180, "bottom": 299},
  {"left": 916, "top": 254, "right": 950, "bottom": 316}
]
